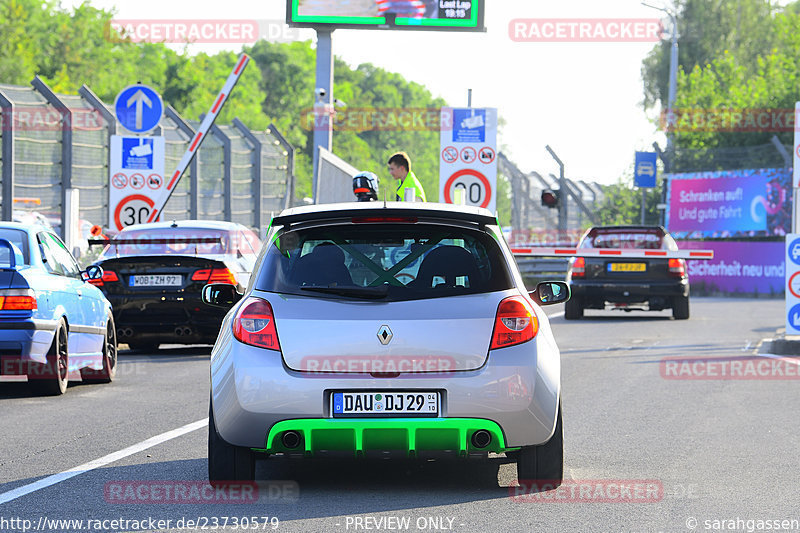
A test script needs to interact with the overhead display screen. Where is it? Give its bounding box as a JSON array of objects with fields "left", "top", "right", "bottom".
[{"left": 286, "top": 0, "right": 485, "bottom": 32}]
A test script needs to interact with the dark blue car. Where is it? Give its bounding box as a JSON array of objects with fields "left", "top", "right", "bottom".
[{"left": 0, "top": 222, "right": 117, "bottom": 395}]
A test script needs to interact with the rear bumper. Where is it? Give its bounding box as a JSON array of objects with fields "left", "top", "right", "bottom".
[
  {"left": 210, "top": 317, "right": 562, "bottom": 451},
  {"left": 0, "top": 318, "right": 58, "bottom": 370},
  {"left": 108, "top": 296, "right": 227, "bottom": 343},
  {"left": 570, "top": 279, "right": 688, "bottom": 303}
]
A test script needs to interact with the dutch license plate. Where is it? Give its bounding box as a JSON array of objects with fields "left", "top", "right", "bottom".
[
  {"left": 331, "top": 391, "right": 440, "bottom": 417},
  {"left": 608, "top": 263, "right": 646, "bottom": 272},
  {"left": 129, "top": 274, "right": 182, "bottom": 287}
]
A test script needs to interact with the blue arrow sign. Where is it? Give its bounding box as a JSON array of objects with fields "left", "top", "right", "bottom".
[
  {"left": 634, "top": 151, "right": 658, "bottom": 188},
  {"left": 114, "top": 85, "right": 163, "bottom": 133}
]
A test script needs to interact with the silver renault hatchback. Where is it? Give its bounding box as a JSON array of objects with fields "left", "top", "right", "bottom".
[{"left": 204, "top": 202, "right": 568, "bottom": 484}]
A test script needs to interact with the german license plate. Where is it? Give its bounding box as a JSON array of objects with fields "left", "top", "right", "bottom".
[
  {"left": 129, "top": 274, "right": 182, "bottom": 287},
  {"left": 331, "top": 391, "right": 439, "bottom": 417},
  {"left": 608, "top": 263, "right": 646, "bottom": 272}
]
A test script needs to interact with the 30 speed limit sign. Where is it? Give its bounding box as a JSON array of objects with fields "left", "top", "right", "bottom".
[
  {"left": 443, "top": 169, "right": 492, "bottom": 208},
  {"left": 439, "top": 107, "right": 497, "bottom": 213},
  {"left": 114, "top": 194, "right": 155, "bottom": 229}
]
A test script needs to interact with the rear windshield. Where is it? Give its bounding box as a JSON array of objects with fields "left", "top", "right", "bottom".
[
  {"left": 0, "top": 229, "right": 29, "bottom": 264},
  {"left": 99, "top": 228, "right": 230, "bottom": 258},
  {"left": 580, "top": 229, "right": 673, "bottom": 250},
  {"left": 256, "top": 223, "right": 513, "bottom": 301}
]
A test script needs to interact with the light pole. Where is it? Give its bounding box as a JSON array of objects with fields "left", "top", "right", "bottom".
[{"left": 643, "top": 2, "right": 678, "bottom": 224}]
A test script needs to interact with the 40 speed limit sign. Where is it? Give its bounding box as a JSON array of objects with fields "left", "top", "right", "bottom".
[{"left": 439, "top": 107, "right": 497, "bottom": 213}]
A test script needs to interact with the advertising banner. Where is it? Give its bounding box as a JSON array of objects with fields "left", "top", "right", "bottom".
[
  {"left": 286, "top": 0, "right": 485, "bottom": 32},
  {"left": 666, "top": 168, "right": 791, "bottom": 238},
  {"left": 681, "top": 240, "right": 785, "bottom": 295}
]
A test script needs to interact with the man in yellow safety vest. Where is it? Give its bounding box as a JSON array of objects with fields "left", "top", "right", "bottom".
[{"left": 387, "top": 152, "right": 427, "bottom": 202}]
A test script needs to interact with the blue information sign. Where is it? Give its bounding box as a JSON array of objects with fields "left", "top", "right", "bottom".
[
  {"left": 634, "top": 151, "right": 658, "bottom": 188},
  {"left": 452, "top": 109, "right": 486, "bottom": 143},
  {"left": 114, "top": 85, "right": 163, "bottom": 133}
]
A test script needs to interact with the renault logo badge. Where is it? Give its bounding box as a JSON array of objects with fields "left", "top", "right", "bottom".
[{"left": 377, "top": 325, "right": 393, "bottom": 345}]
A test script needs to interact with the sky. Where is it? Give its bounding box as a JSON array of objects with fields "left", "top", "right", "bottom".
[{"left": 62, "top": 0, "right": 671, "bottom": 186}]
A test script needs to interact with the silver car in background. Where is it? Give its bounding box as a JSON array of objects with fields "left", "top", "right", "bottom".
[{"left": 204, "top": 202, "right": 569, "bottom": 484}]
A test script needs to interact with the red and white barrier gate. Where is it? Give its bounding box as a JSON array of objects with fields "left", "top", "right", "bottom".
[
  {"left": 147, "top": 53, "right": 250, "bottom": 223},
  {"left": 510, "top": 247, "right": 714, "bottom": 260}
]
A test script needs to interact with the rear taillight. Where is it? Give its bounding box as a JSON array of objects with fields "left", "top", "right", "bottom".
[
  {"left": 571, "top": 257, "right": 585, "bottom": 278},
  {"left": 669, "top": 258, "right": 686, "bottom": 278},
  {"left": 192, "top": 268, "right": 236, "bottom": 284},
  {"left": 489, "top": 296, "right": 538, "bottom": 350},
  {"left": 0, "top": 289, "right": 37, "bottom": 310},
  {"left": 89, "top": 271, "right": 118, "bottom": 287},
  {"left": 233, "top": 297, "right": 281, "bottom": 351}
]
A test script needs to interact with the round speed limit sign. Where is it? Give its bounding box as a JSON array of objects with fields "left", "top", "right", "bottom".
[
  {"left": 443, "top": 169, "right": 492, "bottom": 208},
  {"left": 114, "top": 194, "right": 155, "bottom": 231}
]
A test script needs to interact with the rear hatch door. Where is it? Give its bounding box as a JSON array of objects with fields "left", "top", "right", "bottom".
[{"left": 269, "top": 290, "right": 512, "bottom": 373}]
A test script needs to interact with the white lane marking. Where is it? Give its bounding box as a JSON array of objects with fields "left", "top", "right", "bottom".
[
  {"left": 547, "top": 311, "right": 565, "bottom": 319},
  {"left": 0, "top": 418, "right": 208, "bottom": 505}
]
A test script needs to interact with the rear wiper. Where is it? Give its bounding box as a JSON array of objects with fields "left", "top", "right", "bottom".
[{"left": 300, "top": 285, "right": 389, "bottom": 299}]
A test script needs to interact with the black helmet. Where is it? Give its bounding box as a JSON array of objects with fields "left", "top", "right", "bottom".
[{"left": 353, "top": 171, "right": 379, "bottom": 202}]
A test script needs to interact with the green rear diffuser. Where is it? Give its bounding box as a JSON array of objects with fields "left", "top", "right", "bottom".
[{"left": 257, "top": 418, "right": 515, "bottom": 457}]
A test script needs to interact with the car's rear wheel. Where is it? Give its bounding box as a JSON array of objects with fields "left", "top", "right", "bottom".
[
  {"left": 564, "top": 296, "right": 583, "bottom": 320},
  {"left": 208, "top": 402, "right": 256, "bottom": 483},
  {"left": 81, "top": 315, "right": 118, "bottom": 383},
  {"left": 30, "top": 320, "right": 68, "bottom": 396},
  {"left": 672, "top": 295, "right": 690, "bottom": 320},
  {"left": 515, "top": 402, "right": 563, "bottom": 486}
]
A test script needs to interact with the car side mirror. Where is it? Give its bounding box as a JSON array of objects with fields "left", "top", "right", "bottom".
[
  {"left": 81, "top": 264, "right": 104, "bottom": 281},
  {"left": 530, "top": 281, "right": 570, "bottom": 306},
  {"left": 202, "top": 283, "right": 242, "bottom": 308}
]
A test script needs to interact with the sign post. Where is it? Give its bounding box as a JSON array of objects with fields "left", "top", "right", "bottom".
[
  {"left": 634, "top": 151, "right": 658, "bottom": 224},
  {"left": 109, "top": 84, "right": 165, "bottom": 231},
  {"left": 439, "top": 107, "right": 497, "bottom": 213}
]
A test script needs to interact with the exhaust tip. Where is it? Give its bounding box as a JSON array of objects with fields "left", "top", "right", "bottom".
[
  {"left": 281, "top": 430, "right": 301, "bottom": 449},
  {"left": 471, "top": 430, "right": 492, "bottom": 449}
]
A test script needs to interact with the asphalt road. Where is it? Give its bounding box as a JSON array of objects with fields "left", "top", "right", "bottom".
[{"left": 1, "top": 297, "right": 797, "bottom": 533}]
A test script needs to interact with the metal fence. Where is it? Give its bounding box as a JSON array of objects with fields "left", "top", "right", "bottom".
[
  {"left": 498, "top": 152, "right": 605, "bottom": 240},
  {"left": 0, "top": 79, "right": 294, "bottom": 240}
]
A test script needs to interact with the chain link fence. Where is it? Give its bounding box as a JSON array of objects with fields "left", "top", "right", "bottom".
[{"left": 0, "top": 80, "right": 294, "bottom": 242}]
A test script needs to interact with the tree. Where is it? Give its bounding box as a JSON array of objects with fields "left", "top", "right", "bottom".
[{"left": 642, "top": 0, "right": 778, "bottom": 110}]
